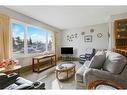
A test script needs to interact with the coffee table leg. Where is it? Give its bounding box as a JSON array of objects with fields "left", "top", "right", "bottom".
[
  {"left": 74, "top": 67, "right": 75, "bottom": 73},
  {"left": 37, "top": 59, "right": 40, "bottom": 73},
  {"left": 56, "top": 71, "right": 59, "bottom": 79},
  {"left": 67, "top": 70, "right": 68, "bottom": 79},
  {"left": 32, "top": 58, "right": 35, "bottom": 72},
  {"left": 51, "top": 57, "right": 52, "bottom": 65},
  {"left": 18, "top": 69, "right": 20, "bottom": 76},
  {"left": 55, "top": 55, "right": 56, "bottom": 65}
]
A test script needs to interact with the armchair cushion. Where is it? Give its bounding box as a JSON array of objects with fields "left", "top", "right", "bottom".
[
  {"left": 103, "top": 52, "right": 127, "bottom": 74},
  {"left": 89, "top": 51, "right": 106, "bottom": 69}
]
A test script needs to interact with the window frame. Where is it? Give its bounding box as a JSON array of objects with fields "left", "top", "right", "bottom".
[
  {"left": 11, "top": 19, "right": 26, "bottom": 57},
  {"left": 11, "top": 19, "right": 54, "bottom": 58},
  {"left": 27, "top": 24, "right": 47, "bottom": 54}
]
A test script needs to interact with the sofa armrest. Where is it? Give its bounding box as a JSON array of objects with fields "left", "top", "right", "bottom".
[
  {"left": 83, "top": 68, "right": 127, "bottom": 88},
  {"left": 84, "top": 68, "right": 116, "bottom": 79}
]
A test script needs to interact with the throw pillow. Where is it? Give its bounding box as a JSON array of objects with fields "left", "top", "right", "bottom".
[
  {"left": 103, "top": 52, "right": 127, "bottom": 74},
  {"left": 89, "top": 51, "right": 106, "bottom": 69}
]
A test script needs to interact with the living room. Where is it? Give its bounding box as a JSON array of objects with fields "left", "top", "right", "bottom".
[{"left": 0, "top": 6, "right": 127, "bottom": 90}]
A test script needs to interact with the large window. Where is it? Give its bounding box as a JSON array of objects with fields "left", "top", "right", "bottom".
[
  {"left": 11, "top": 20, "right": 54, "bottom": 57},
  {"left": 27, "top": 26, "right": 46, "bottom": 53},
  {"left": 12, "top": 23, "right": 25, "bottom": 54}
]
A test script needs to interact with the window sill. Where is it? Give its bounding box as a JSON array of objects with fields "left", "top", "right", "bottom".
[{"left": 12, "top": 51, "right": 54, "bottom": 59}]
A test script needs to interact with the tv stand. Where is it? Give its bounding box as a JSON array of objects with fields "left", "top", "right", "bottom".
[{"left": 61, "top": 54, "right": 74, "bottom": 61}]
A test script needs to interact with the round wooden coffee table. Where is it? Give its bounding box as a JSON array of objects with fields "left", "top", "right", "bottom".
[
  {"left": 87, "top": 80, "right": 124, "bottom": 90},
  {"left": 56, "top": 63, "right": 75, "bottom": 81}
]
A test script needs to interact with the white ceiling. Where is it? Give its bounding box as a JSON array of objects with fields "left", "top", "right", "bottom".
[{"left": 6, "top": 6, "right": 127, "bottom": 30}]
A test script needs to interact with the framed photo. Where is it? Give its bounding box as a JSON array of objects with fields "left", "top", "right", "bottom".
[{"left": 84, "top": 35, "right": 92, "bottom": 42}]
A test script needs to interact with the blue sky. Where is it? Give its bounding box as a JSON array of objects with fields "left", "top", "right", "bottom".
[
  {"left": 27, "top": 26, "right": 46, "bottom": 42},
  {"left": 12, "top": 23, "right": 47, "bottom": 43}
]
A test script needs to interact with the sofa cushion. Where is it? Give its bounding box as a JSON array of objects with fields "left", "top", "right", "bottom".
[
  {"left": 89, "top": 51, "right": 106, "bottom": 69},
  {"left": 103, "top": 52, "right": 127, "bottom": 74}
]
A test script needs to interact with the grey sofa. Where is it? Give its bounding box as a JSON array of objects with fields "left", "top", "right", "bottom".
[{"left": 75, "top": 51, "right": 127, "bottom": 89}]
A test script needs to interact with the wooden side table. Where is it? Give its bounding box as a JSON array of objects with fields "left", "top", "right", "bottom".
[{"left": 0, "top": 65, "right": 22, "bottom": 75}]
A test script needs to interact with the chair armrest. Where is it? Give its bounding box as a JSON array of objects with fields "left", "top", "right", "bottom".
[
  {"left": 32, "top": 81, "right": 45, "bottom": 89},
  {"left": 0, "top": 73, "right": 8, "bottom": 81},
  {"left": 7, "top": 73, "right": 18, "bottom": 80},
  {"left": 24, "top": 81, "right": 45, "bottom": 89},
  {"left": 15, "top": 83, "right": 33, "bottom": 90},
  {"left": 0, "top": 73, "right": 18, "bottom": 89}
]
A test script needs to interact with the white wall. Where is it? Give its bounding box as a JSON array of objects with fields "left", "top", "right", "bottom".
[
  {"left": 62, "top": 23, "right": 109, "bottom": 57},
  {"left": 108, "top": 12, "right": 127, "bottom": 50}
]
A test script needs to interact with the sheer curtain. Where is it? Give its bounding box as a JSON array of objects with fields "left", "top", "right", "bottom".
[
  {"left": 0, "top": 14, "right": 10, "bottom": 59},
  {"left": 54, "top": 32, "right": 58, "bottom": 60}
]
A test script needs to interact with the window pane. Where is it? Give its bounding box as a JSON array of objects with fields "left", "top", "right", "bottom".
[
  {"left": 48, "top": 32, "right": 53, "bottom": 52},
  {"left": 12, "top": 23, "right": 25, "bottom": 54},
  {"left": 27, "top": 26, "right": 46, "bottom": 53}
]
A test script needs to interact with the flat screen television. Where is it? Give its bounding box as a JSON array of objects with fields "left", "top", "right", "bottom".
[{"left": 61, "top": 47, "right": 73, "bottom": 54}]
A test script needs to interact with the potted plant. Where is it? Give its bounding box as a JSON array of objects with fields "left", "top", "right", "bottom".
[{"left": 0, "top": 59, "right": 17, "bottom": 70}]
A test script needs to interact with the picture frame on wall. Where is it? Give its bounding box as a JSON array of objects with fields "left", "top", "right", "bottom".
[{"left": 84, "top": 35, "right": 92, "bottom": 42}]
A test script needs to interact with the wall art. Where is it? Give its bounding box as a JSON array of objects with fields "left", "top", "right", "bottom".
[
  {"left": 97, "top": 33, "right": 103, "bottom": 38},
  {"left": 75, "top": 33, "right": 78, "bottom": 38},
  {"left": 90, "top": 28, "right": 94, "bottom": 33},
  {"left": 67, "top": 33, "right": 78, "bottom": 42},
  {"left": 81, "top": 32, "right": 85, "bottom": 35},
  {"left": 84, "top": 35, "right": 92, "bottom": 42}
]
